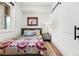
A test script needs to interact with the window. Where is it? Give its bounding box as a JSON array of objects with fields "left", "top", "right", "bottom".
[{"left": 0, "top": 2, "right": 11, "bottom": 29}]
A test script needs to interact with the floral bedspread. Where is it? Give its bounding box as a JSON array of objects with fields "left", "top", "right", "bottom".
[{"left": 0, "top": 36, "right": 46, "bottom": 55}]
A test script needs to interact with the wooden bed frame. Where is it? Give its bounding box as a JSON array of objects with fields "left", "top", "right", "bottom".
[{"left": 21, "top": 28, "right": 42, "bottom": 35}]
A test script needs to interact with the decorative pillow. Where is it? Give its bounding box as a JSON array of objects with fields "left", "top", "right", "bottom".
[
  {"left": 23, "top": 30, "right": 35, "bottom": 36},
  {"left": 35, "top": 30, "right": 40, "bottom": 35},
  {"left": 30, "top": 30, "right": 40, "bottom": 36}
]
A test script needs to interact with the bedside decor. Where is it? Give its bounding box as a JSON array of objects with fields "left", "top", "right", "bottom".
[
  {"left": 27, "top": 17, "right": 38, "bottom": 26},
  {"left": 42, "top": 33, "right": 51, "bottom": 41}
]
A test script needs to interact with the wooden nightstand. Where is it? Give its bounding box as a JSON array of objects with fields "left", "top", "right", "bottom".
[{"left": 42, "top": 33, "right": 51, "bottom": 41}]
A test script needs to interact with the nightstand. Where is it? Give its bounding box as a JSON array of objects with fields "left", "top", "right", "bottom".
[{"left": 42, "top": 33, "right": 51, "bottom": 41}]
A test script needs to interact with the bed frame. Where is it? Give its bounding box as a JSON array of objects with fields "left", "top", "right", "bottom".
[
  {"left": 20, "top": 28, "right": 44, "bottom": 56},
  {"left": 21, "top": 28, "right": 42, "bottom": 35}
]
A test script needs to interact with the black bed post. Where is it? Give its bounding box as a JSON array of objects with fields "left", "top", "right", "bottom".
[{"left": 21, "top": 28, "right": 23, "bottom": 35}]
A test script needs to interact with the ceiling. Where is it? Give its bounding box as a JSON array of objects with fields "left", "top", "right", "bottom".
[{"left": 16, "top": 2, "right": 55, "bottom": 14}]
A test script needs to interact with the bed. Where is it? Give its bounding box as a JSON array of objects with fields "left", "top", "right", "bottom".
[{"left": 0, "top": 28, "right": 47, "bottom": 56}]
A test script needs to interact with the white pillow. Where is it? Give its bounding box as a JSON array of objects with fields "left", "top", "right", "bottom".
[{"left": 23, "top": 30, "right": 35, "bottom": 36}]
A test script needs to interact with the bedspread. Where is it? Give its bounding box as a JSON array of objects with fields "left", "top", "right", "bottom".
[{"left": 0, "top": 36, "right": 46, "bottom": 55}]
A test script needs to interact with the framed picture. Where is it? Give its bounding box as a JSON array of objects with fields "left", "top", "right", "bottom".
[{"left": 27, "top": 17, "right": 38, "bottom": 26}]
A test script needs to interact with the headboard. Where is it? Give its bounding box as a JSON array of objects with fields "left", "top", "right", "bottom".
[{"left": 21, "top": 28, "right": 42, "bottom": 35}]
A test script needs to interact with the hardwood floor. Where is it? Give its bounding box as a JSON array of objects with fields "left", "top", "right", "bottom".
[{"left": 44, "top": 41, "right": 63, "bottom": 56}]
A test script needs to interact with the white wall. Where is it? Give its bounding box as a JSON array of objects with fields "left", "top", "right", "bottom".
[
  {"left": 50, "top": 2, "right": 79, "bottom": 56},
  {"left": 15, "top": 4, "right": 25, "bottom": 34},
  {"left": 0, "top": 4, "right": 24, "bottom": 41}
]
